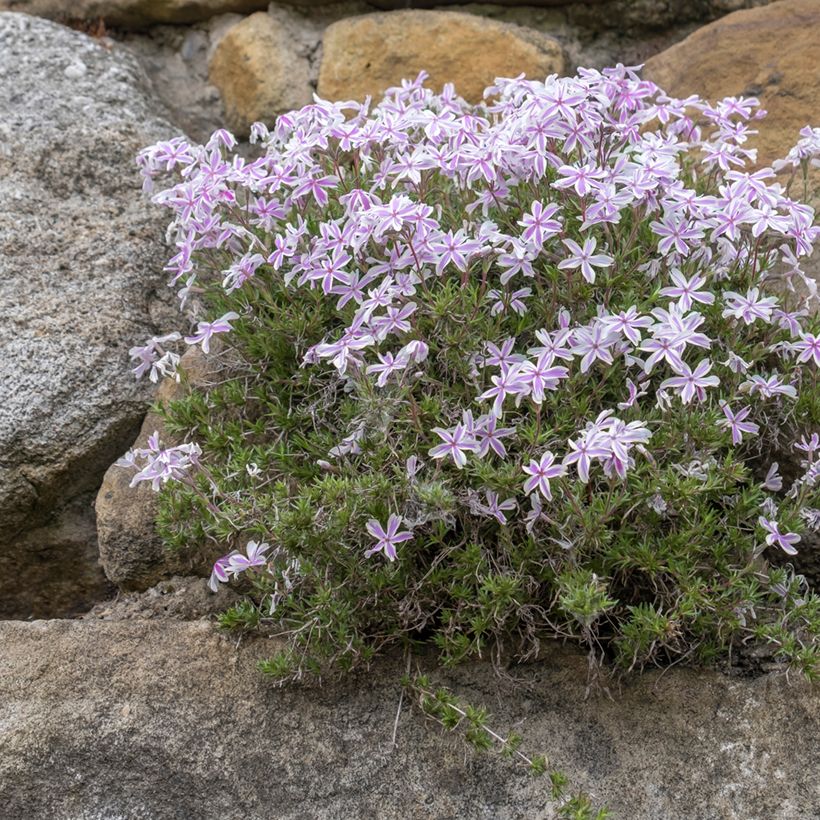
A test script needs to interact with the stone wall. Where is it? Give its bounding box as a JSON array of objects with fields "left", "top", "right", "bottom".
[{"left": 1, "top": 621, "right": 818, "bottom": 819}]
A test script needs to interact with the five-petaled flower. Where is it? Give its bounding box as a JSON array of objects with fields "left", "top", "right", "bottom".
[
  {"left": 184, "top": 311, "right": 240, "bottom": 353},
  {"left": 793, "top": 333, "right": 820, "bottom": 367},
  {"left": 758, "top": 516, "right": 800, "bottom": 556},
  {"left": 558, "top": 237, "right": 614, "bottom": 284},
  {"left": 660, "top": 359, "right": 720, "bottom": 404},
  {"left": 719, "top": 402, "right": 760, "bottom": 445},
  {"left": 228, "top": 540, "right": 271, "bottom": 573},
  {"left": 518, "top": 200, "right": 562, "bottom": 247},
  {"left": 428, "top": 424, "right": 479, "bottom": 468},
  {"left": 522, "top": 451, "right": 566, "bottom": 500},
  {"left": 365, "top": 515, "right": 414, "bottom": 561},
  {"left": 659, "top": 271, "right": 715, "bottom": 311}
]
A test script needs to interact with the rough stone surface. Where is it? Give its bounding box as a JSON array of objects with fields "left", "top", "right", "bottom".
[
  {"left": 1, "top": 494, "right": 114, "bottom": 619},
  {"left": 0, "top": 13, "right": 179, "bottom": 609},
  {"left": 317, "top": 10, "right": 566, "bottom": 104},
  {"left": 95, "top": 347, "right": 216, "bottom": 591},
  {"left": 563, "top": 0, "right": 773, "bottom": 34},
  {"left": 83, "top": 575, "right": 239, "bottom": 620},
  {"left": 208, "top": 11, "right": 313, "bottom": 136},
  {"left": 0, "top": 0, "right": 269, "bottom": 28},
  {"left": 119, "top": 14, "right": 239, "bottom": 143},
  {"left": 644, "top": 0, "right": 820, "bottom": 167},
  {"left": 0, "top": 620, "right": 817, "bottom": 819}
]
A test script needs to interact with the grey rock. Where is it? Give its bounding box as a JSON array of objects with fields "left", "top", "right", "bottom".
[
  {"left": 0, "top": 13, "right": 180, "bottom": 609},
  {"left": 0, "top": 620, "right": 817, "bottom": 819},
  {"left": 0, "top": 0, "right": 269, "bottom": 28},
  {"left": 118, "top": 14, "right": 239, "bottom": 143}
]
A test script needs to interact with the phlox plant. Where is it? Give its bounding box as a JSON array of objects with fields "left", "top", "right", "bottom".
[{"left": 126, "top": 66, "right": 820, "bottom": 684}]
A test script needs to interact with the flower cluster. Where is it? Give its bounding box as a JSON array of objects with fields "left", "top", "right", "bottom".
[
  {"left": 117, "top": 432, "right": 201, "bottom": 491},
  {"left": 132, "top": 66, "right": 820, "bottom": 678}
]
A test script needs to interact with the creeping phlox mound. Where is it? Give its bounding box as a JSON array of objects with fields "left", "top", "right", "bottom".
[{"left": 124, "top": 67, "right": 820, "bottom": 677}]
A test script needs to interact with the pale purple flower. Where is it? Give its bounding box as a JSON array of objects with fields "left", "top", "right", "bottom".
[
  {"left": 739, "top": 374, "right": 797, "bottom": 400},
  {"left": 528, "top": 328, "right": 574, "bottom": 362},
  {"left": 478, "top": 490, "right": 517, "bottom": 525},
  {"left": 398, "top": 339, "right": 429, "bottom": 364},
  {"left": 129, "top": 333, "right": 181, "bottom": 381},
  {"left": 758, "top": 516, "right": 800, "bottom": 556},
  {"left": 563, "top": 433, "right": 610, "bottom": 483},
  {"left": 659, "top": 271, "right": 715, "bottom": 311},
  {"left": 650, "top": 306, "right": 711, "bottom": 353},
  {"left": 518, "top": 200, "right": 562, "bottom": 247},
  {"left": 773, "top": 307, "right": 808, "bottom": 338},
  {"left": 617, "top": 378, "right": 647, "bottom": 410},
  {"left": 552, "top": 162, "right": 604, "bottom": 196},
  {"left": 571, "top": 324, "right": 617, "bottom": 373},
  {"left": 558, "top": 237, "right": 614, "bottom": 284},
  {"left": 307, "top": 250, "right": 352, "bottom": 295},
  {"left": 431, "top": 229, "right": 482, "bottom": 275},
  {"left": 209, "top": 553, "right": 236, "bottom": 592},
  {"left": 795, "top": 434, "right": 820, "bottom": 463},
  {"left": 800, "top": 507, "right": 820, "bottom": 531},
  {"left": 328, "top": 427, "right": 364, "bottom": 458},
  {"left": 475, "top": 414, "right": 515, "bottom": 459},
  {"left": 371, "top": 302, "right": 417, "bottom": 339},
  {"left": 482, "top": 338, "right": 526, "bottom": 369},
  {"left": 650, "top": 213, "right": 703, "bottom": 257},
  {"left": 489, "top": 287, "right": 531, "bottom": 316},
  {"left": 293, "top": 174, "right": 338, "bottom": 207},
  {"left": 719, "top": 403, "right": 759, "bottom": 445},
  {"left": 366, "top": 351, "right": 408, "bottom": 386},
  {"left": 118, "top": 432, "right": 202, "bottom": 491},
  {"left": 722, "top": 288, "right": 778, "bottom": 325},
  {"left": 722, "top": 352, "right": 751, "bottom": 374},
  {"left": 749, "top": 203, "right": 790, "bottom": 238},
  {"left": 763, "top": 463, "right": 782, "bottom": 492},
  {"left": 639, "top": 330, "right": 686, "bottom": 374},
  {"left": 660, "top": 358, "right": 719, "bottom": 404},
  {"left": 524, "top": 492, "right": 545, "bottom": 533},
  {"left": 313, "top": 330, "right": 375, "bottom": 375},
  {"left": 406, "top": 456, "right": 422, "bottom": 479},
  {"left": 522, "top": 451, "right": 565, "bottom": 500},
  {"left": 184, "top": 311, "right": 240, "bottom": 353},
  {"left": 497, "top": 242, "right": 536, "bottom": 284},
  {"left": 793, "top": 333, "right": 820, "bottom": 367},
  {"left": 598, "top": 417, "right": 651, "bottom": 480},
  {"left": 365, "top": 514, "right": 413, "bottom": 561},
  {"left": 223, "top": 253, "right": 264, "bottom": 292},
  {"left": 372, "top": 194, "right": 417, "bottom": 234},
  {"left": 428, "top": 424, "right": 479, "bottom": 469},
  {"left": 518, "top": 354, "right": 569, "bottom": 404},
  {"left": 228, "top": 540, "right": 271, "bottom": 573},
  {"left": 479, "top": 364, "right": 528, "bottom": 418},
  {"left": 600, "top": 306, "right": 652, "bottom": 346}
]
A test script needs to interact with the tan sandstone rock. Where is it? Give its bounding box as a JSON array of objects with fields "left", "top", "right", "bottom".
[
  {"left": 317, "top": 10, "right": 565, "bottom": 105},
  {"left": 208, "top": 11, "right": 312, "bottom": 136},
  {"left": 644, "top": 0, "right": 820, "bottom": 167}
]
